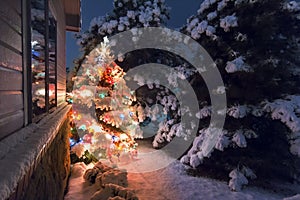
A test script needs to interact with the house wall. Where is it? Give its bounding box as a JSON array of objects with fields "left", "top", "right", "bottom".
[
  {"left": 0, "top": 1, "right": 74, "bottom": 199},
  {"left": 0, "top": 0, "right": 68, "bottom": 140},
  {"left": 0, "top": 0, "right": 24, "bottom": 140}
]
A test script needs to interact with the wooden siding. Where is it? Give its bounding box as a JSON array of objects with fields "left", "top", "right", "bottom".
[
  {"left": 50, "top": 0, "right": 66, "bottom": 106},
  {"left": 0, "top": 0, "right": 23, "bottom": 140},
  {"left": 0, "top": 45, "right": 22, "bottom": 71},
  {"left": 0, "top": 0, "right": 68, "bottom": 140}
]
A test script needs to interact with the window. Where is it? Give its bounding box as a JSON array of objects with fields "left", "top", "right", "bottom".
[
  {"left": 48, "top": 11, "right": 57, "bottom": 109},
  {"left": 31, "top": 0, "right": 57, "bottom": 119}
]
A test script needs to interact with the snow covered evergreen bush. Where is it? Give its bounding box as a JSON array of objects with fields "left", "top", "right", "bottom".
[{"left": 179, "top": 0, "right": 300, "bottom": 190}]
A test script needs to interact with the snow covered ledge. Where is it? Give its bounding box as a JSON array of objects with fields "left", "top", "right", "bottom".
[{"left": 0, "top": 104, "right": 71, "bottom": 200}]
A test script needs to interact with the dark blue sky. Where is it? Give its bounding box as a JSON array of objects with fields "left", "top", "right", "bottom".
[{"left": 66, "top": 0, "right": 202, "bottom": 69}]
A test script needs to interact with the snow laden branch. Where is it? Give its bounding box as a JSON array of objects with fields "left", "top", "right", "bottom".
[
  {"left": 181, "top": 95, "right": 300, "bottom": 165},
  {"left": 179, "top": 95, "right": 300, "bottom": 191},
  {"left": 77, "top": 0, "right": 170, "bottom": 50}
]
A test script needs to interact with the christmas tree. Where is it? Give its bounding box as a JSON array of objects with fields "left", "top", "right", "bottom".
[
  {"left": 178, "top": 0, "right": 300, "bottom": 190},
  {"left": 70, "top": 38, "right": 145, "bottom": 163},
  {"left": 67, "top": 0, "right": 173, "bottom": 163}
]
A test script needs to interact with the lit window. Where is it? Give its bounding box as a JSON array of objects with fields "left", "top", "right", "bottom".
[{"left": 31, "top": 0, "right": 57, "bottom": 119}]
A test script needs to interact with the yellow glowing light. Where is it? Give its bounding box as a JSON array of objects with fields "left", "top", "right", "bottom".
[{"left": 98, "top": 68, "right": 103, "bottom": 75}]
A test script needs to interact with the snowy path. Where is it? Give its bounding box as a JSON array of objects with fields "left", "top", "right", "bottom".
[
  {"left": 127, "top": 161, "right": 285, "bottom": 200},
  {"left": 64, "top": 160, "right": 290, "bottom": 200}
]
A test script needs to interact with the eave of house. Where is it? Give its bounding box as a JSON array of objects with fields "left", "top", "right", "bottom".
[{"left": 64, "top": 0, "right": 81, "bottom": 32}]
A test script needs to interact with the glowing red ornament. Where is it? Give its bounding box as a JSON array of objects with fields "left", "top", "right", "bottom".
[
  {"left": 106, "top": 77, "right": 114, "bottom": 84},
  {"left": 83, "top": 133, "right": 93, "bottom": 144},
  {"left": 106, "top": 67, "right": 112, "bottom": 74}
]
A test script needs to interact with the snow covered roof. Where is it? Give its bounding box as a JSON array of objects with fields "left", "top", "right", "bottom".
[{"left": 64, "top": 0, "right": 81, "bottom": 32}]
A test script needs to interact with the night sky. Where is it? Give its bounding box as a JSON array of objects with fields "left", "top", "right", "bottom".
[{"left": 66, "top": 0, "right": 203, "bottom": 70}]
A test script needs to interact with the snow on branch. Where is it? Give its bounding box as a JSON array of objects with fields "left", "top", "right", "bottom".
[
  {"left": 78, "top": 0, "right": 170, "bottom": 48},
  {"left": 180, "top": 127, "right": 258, "bottom": 169},
  {"left": 225, "top": 56, "right": 252, "bottom": 73},
  {"left": 263, "top": 95, "right": 300, "bottom": 133},
  {"left": 189, "top": 19, "right": 217, "bottom": 40},
  {"left": 195, "top": 106, "right": 212, "bottom": 119},
  {"left": 182, "top": 96, "right": 300, "bottom": 167},
  {"left": 178, "top": 99, "right": 300, "bottom": 169},
  {"left": 207, "top": 11, "right": 218, "bottom": 21},
  {"left": 229, "top": 166, "right": 256, "bottom": 191},
  {"left": 228, "top": 169, "right": 248, "bottom": 191},
  {"left": 198, "top": 0, "right": 218, "bottom": 14},
  {"left": 220, "top": 14, "right": 238, "bottom": 32},
  {"left": 217, "top": 0, "right": 228, "bottom": 12},
  {"left": 232, "top": 130, "right": 247, "bottom": 148},
  {"left": 263, "top": 95, "right": 300, "bottom": 156},
  {"left": 227, "top": 104, "right": 249, "bottom": 118},
  {"left": 181, "top": 127, "right": 232, "bottom": 168},
  {"left": 215, "top": 130, "right": 230, "bottom": 151},
  {"left": 283, "top": 1, "right": 300, "bottom": 12},
  {"left": 290, "top": 138, "right": 300, "bottom": 157}
]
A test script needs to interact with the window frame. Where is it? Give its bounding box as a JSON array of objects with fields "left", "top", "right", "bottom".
[
  {"left": 48, "top": 11, "right": 58, "bottom": 112},
  {"left": 24, "top": 0, "right": 58, "bottom": 124}
]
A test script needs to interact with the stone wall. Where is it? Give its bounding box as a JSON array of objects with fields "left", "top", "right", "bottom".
[
  {"left": 6, "top": 108, "right": 71, "bottom": 200},
  {"left": 21, "top": 118, "right": 70, "bottom": 200}
]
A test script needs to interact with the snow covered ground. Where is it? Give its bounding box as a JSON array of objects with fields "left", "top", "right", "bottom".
[
  {"left": 64, "top": 160, "right": 299, "bottom": 200},
  {"left": 65, "top": 121, "right": 299, "bottom": 200}
]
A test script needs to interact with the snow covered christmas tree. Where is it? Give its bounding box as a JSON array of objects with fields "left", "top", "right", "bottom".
[
  {"left": 71, "top": 38, "right": 145, "bottom": 162},
  {"left": 68, "top": 0, "right": 171, "bottom": 162},
  {"left": 179, "top": 0, "right": 300, "bottom": 191}
]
